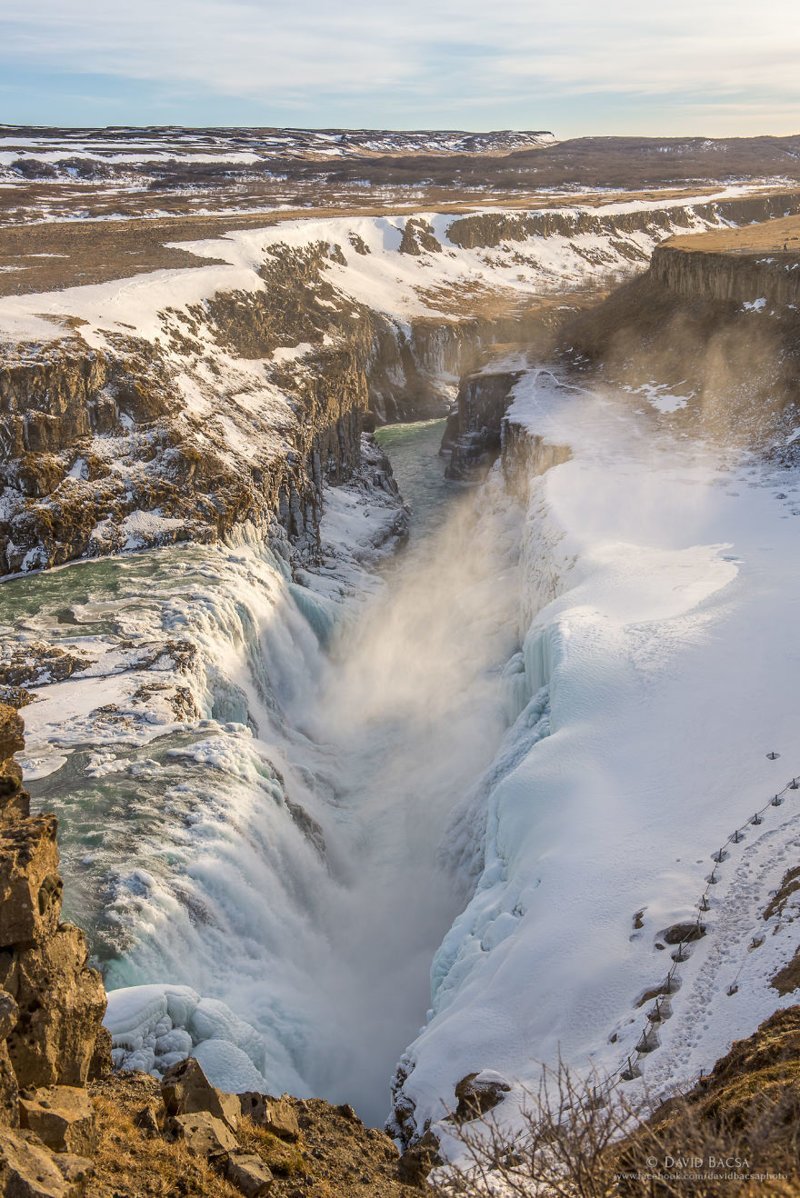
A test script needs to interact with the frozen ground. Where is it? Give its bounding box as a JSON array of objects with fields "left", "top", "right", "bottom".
[{"left": 395, "top": 369, "right": 800, "bottom": 1142}]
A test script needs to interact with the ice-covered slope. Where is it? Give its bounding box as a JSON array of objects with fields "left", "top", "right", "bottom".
[{"left": 394, "top": 370, "right": 800, "bottom": 1142}]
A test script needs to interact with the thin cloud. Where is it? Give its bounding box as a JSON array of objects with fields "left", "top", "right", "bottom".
[{"left": 1, "top": 0, "right": 798, "bottom": 131}]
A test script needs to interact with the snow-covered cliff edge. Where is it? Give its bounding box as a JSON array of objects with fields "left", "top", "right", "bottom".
[{"left": 391, "top": 369, "right": 800, "bottom": 1151}]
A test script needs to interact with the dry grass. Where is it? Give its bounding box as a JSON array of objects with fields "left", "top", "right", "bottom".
[
  {"left": 236, "top": 1121, "right": 306, "bottom": 1177},
  {"left": 87, "top": 1073, "right": 421, "bottom": 1198},
  {"left": 666, "top": 214, "right": 800, "bottom": 255},
  {"left": 89, "top": 1075, "right": 240, "bottom": 1198}
]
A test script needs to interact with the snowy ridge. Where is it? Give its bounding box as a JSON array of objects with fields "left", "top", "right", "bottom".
[
  {"left": 0, "top": 187, "right": 763, "bottom": 346},
  {"left": 0, "top": 127, "right": 557, "bottom": 180}
]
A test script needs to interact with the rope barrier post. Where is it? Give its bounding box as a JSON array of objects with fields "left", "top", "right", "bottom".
[{"left": 611, "top": 764, "right": 799, "bottom": 1080}]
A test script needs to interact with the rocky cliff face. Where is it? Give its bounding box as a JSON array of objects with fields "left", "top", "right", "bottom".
[
  {"left": 649, "top": 243, "right": 800, "bottom": 307},
  {"left": 441, "top": 370, "right": 523, "bottom": 480},
  {"left": 0, "top": 235, "right": 579, "bottom": 576},
  {"left": 0, "top": 702, "right": 109, "bottom": 1192},
  {"left": 445, "top": 191, "right": 800, "bottom": 251},
  {"left": 0, "top": 705, "right": 108, "bottom": 1103},
  {"left": 0, "top": 244, "right": 375, "bottom": 576},
  {"left": 559, "top": 225, "right": 800, "bottom": 453}
]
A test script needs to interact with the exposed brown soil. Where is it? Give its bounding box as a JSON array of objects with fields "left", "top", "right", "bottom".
[
  {"left": 771, "top": 951, "right": 800, "bottom": 996},
  {"left": 763, "top": 866, "right": 800, "bottom": 923}
]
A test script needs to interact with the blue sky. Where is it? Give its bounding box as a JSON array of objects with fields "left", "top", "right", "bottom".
[{"left": 1, "top": 0, "right": 798, "bottom": 135}]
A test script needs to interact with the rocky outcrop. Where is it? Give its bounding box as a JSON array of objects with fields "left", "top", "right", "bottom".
[
  {"left": 500, "top": 419, "right": 572, "bottom": 501},
  {"left": 560, "top": 219, "right": 800, "bottom": 452},
  {"left": 366, "top": 301, "right": 570, "bottom": 424},
  {"left": 0, "top": 706, "right": 107, "bottom": 1105},
  {"left": 649, "top": 242, "right": 800, "bottom": 308},
  {"left": 442, "top": 370, "right": 523, "bottom": 479},
  {"left": 0, "top": 703, "right": 107, "bottom": 1193},
  {"left": 82, "top": 1065, "right": 425, "bottom": 1196},
  {"left": 446, "top": 191, "right": 800, "bottom": 251}
]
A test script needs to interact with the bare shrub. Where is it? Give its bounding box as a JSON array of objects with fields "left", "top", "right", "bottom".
[{"left": 430, "top": 1057, "right": 800, "bottom": 1198}]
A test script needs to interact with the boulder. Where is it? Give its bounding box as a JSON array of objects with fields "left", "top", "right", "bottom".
[
  {"left": 224, "top": 1151, "right": 274, "bottom": 1196},
  {"left": 19, "top": 1086, "right": 97, "bottom": 1155},
  {"left": 453, "top": 1070, "right": 512, "bottom": 1122},
  {"left": 239, "top": 1093, "right": 300, "bottom": 1141},
  {"left": 161, "top": 1057, "right": 240, "bottom": 1131},
  {"left": 0, "top": 1126, "right": 72, "bottom": 1196},
  {"left": 133, "top": 1104, "right": 161, "bottom": 1136},
  {"left": 0, "top": 708, "right": 24, "bottom": 762},
  {"left": 167, "top": 1110, "right": 238, "bottom": 1159},
  {"left": 53, "top": 1153, "right": 93, "bottom": 1194},
  {"left": 397, "top": 1130, "right": 441, "bottom": 1187}
]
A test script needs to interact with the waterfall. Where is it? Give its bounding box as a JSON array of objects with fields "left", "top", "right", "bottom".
[{"left": 4, "top": 422, "right": 525, "bottom": 1124}]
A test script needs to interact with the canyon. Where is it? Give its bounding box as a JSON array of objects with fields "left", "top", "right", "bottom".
[{"left": 0, "top": 133, "right": 799, "bottom": 1194}]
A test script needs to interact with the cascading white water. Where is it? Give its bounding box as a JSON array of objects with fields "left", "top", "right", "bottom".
[
  {"left": 2, "top": 420, "right": 525, "bottom": 1124},
  {"left": 293, "top": 422, "right": 523, "bottom": 1116}
]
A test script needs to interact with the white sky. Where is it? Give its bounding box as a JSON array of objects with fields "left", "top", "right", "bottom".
[{"left": 1, "top": 0, "right": 798, "bottom": 134}]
